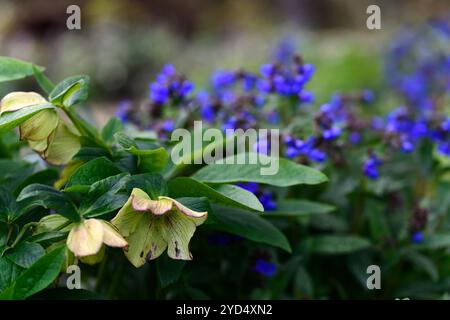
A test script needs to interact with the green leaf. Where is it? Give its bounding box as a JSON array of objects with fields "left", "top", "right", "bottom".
[
  {"left": 192, "top": 153, "right": 328, "bottom": 187},
  {"left": 114, "top": 132, "right": 137, "bottom": 149},
  {"left": 0, "top": 57, "right": 44, "bottom": 83},
  {"left": 126, "top": 173, "right": 168, "bottom": 199},
  {"left": 5, "top": 242, "right": 45, "bottom": 268},
  {"left": 304, "top": 235, "right": 371, "bottom": 255},
  {"left": 101, "top": 117, "right": 123, "bottom": 144},
  {"left": 49, "top": 75, "right": 89, "bottom": 107},
  {"left": 0, "top": 246, "right": 65, "bottom": 299},
  {"left": 17, "top": 184, "right": 80, "bottom": 222},
  {"left": 0, "top": 258, "right": 22, "bottom": 293},
  {"left": 404, "top": 251, "right": 438, "bottom": 281},
  {"left": 14, "top": 168, "right": 59, "bottom": 197},
  {"left": 80, "top": 173, "right": 130, "bottom": 217},
  {"left": 208, "top": 205, "right": 291, "bottom": 252},
  {"left": 0, "top": 103, "right": 54, "bottom": 134},
  {"left": 0, "top": 187, "right": 18, "bottom": 222},
  {"left": 156, "top": 254, "right": 186, "bottom": 288},
  {"left": 264, "top": 199, "right": 335, "bottom": 217},
  {"left": 127, "top": 146, "right": 169, "bottom": 173},
  {"left": 168, "top": 177, "right": 263, "bottom": 212},
  {"left": 415, "top": 233, "right": 450, "bottom": 250},
  {"left": 65, "top": 157, "right": 122, "bottom": 192},
  {"left": 32, "top": 64, "right": 55, "bottom": 94}
]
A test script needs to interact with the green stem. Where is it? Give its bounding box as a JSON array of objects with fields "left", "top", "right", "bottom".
[
  {"left": 10, "top": 222, "right": 38, "bottom": 248},
  {"left": 62, "top": 106, "right": 111, "bottom": 152}
]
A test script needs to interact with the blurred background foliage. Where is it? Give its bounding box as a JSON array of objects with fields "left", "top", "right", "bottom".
[{"left": 0, "top": 0, "right": 448, "bottom": 124}]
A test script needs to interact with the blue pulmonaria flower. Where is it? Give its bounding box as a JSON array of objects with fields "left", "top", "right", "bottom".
[
  {"left": 150, "top": 82, "right": 169, "bottom": 105},
  {"left": 299, "top": 90, "right": 314, "bottom": 103},
  {"left": 300, "top": 64, "right": 315, "bottom": 82},
  {"left": 363, "top": 153, "right": 382, "bottom": 180},
  {"left": 401, "top": 137, "right": 414, "bottom": 153},
  {"left": 115, "top": 100, "right": 133, "bottom": 123},
  {"left": 237, "top": 182, "right": 277, "bottom": 211},
  {"left": 259, "top": 191, "right": 277, "bottom": 211},
  {"left": 438, "top": 142, "right": 450, "bottom": 156},
  {"left": 253, "top": 138, "right": 269, "bottom": 155},
  {"left": 242, "top": 74, "right": 257, "bottom": 91},
  {"left": 411, "top": 231, "right": 424, "bottom": 244},
  {"left": 441, "top": 118, "right": 450, "bottom": 132},
  {"left": 253, "top": 259, "right": 277, "bottom": 277},
  {"left": 260, "top": 64, "right": 275, "bottom": 78},
  {"left": 149, "top": 65, "right": 193, "bottom": 106},
  {"left": 322, "top": 126, "right": 342, "bottom": 141},
  {"left": 211, "top": 70, "right": 236, "bottom": 90},
  {"left": 237, "top": 182, "right": 259, "bottom": 194},
  {"left": 361, "top": 89, "right": 375, "bottom": 103},
  {"left": 307, "top": 148, "right": 326, "bottom": 163},
  {"left": 349, "top": 132, "right": 361, "bottom": 144},
  {"left": 161, "top": 119, "right": 174, "bottom": 132}
]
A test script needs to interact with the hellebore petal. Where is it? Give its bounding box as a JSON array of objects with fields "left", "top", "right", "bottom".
[
  {"left": 131, "top": 190, "right": 173, "bottom": 215},
  {"left": 67, "top": 219, "right": 104, "bottom": 257},
  {"left": 111, "top": 188, "right": 207, "bottom": 267},
  {"left": 40, "top": 122, "right": 81, "bottom": 165},
  {"left": 0, "top": 91, "right": 47, "bottom": 114},
  {"left": 36, "top": 214, "right": 71, "bottom": 233},
  {"left": 80, "top": 246, "right": 106, "bottom": 266},
  {"left": 67, "top": 218, "right": 128, "bottom": 260},
  {"left": 101, "top": 221, "right": 128, "bottom": 248},
  {"left": 20, "top": 108, "right": 59, "bottom": 141}
]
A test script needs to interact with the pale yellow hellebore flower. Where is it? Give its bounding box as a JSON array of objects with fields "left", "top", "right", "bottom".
[
  {"left": 67, "top": 218, "right": 128, "bottom": 264},
  {"left": 112, "top": 188, "right": 207, "bottom": 267},
  {"left": 0, "top": 91, "right": 81, "bottom": 165}
]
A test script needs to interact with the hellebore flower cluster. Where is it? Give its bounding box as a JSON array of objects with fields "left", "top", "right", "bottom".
[
  {"left": 0, "top": 92, "right": 81, "bottom": 165},
  {"left": 112, "top": 188, "right": 207, "bottom": 267}
]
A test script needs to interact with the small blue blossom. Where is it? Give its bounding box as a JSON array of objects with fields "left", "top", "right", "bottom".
[
  {"left": 363, "top": 153, "right": 382, "bottom": 180},
  {"left": 115, "top": 100, "right": 133, "bottom": 123},
  {"left": 253, "top": 259, "right": 277, "bottom": 277},
  {"left": 411, "top": 231, "right": 424, "bottom": 244}
]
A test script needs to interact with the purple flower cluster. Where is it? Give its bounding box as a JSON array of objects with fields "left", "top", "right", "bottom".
[
  {"left": 149, "top": 64, "right": 194, "bottom": 106},
  {"left": 284, "top": 135, "right": 326, "bottom": 163},
  {"left": 258, "top": 59, "right": 315, "bottom": 101}
]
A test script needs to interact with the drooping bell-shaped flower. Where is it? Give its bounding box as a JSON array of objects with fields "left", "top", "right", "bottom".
[
  {"left": 0, "top": 91, "right": 81, "bottom": 165},
  {"left": 67, "top": 219, "right": 128, "bottom": 263},
  {"left": 112, "top": 188, "right": 207, "bottom": 267}
]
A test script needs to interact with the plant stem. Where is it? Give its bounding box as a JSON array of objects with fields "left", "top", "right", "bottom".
[{"left": 61, "top": 106, "right": 111, "bottom": 152}]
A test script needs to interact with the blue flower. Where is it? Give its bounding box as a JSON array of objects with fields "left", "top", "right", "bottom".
[
  {"left": 363, "top": 153, "right": 382, "bottom": 180},
  {"left": 411, "top": 231, "right": 424, "bottom": 244},
  {"left": 259, "top": 191, "right": 277, "bottom": 211},
  {"left": 253, "top": 259, "right": 277, "bottom": 277},
  {"left": 115, "top": 100, "right": 133, "bottom": 123}
]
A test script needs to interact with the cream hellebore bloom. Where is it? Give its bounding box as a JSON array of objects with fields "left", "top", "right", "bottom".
[
  {"left": 0, "top": 91, "right": 81, "bottom": 165},
  {"left": 112, "top": 188, "right": 207, "bottom": 267},
  {"left": 67, "top": 218, "right": 128, "bottom": 264}
]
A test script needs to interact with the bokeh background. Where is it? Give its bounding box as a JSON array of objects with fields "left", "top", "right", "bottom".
[{"left": 0, "top": 0, "right": 449, "bottom": 123}]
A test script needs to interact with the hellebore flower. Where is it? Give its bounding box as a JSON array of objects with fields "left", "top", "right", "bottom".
[
  {"left": 111, "top": 188, "right": 207, "bottom": 267},
  {"left": 67, "top": 218, "right": 127, "bottom": 264},
  {"left": 0, "top": 92, "right": 81, "bottom": 165}
]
